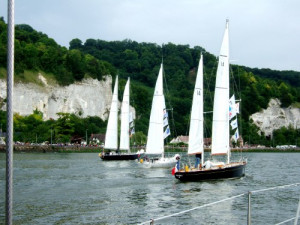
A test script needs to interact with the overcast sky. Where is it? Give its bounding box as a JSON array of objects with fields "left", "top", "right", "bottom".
[{"left": 1, "top": 0, "right": 299, "bottom": 71}]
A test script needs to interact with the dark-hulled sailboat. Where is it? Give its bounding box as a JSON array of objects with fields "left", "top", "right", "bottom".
[
  {"left": 100, "top": 77, "right": 140, "bottom": 160},
  {"left": 174, "top": 20, "right": 246, "bottom": 181}
]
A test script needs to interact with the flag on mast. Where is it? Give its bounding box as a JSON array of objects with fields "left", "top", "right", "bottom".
[
  {"left": 230, "top": 119, "right": 238, "bottom": 130},
  {"left": 232, "top": 129, "right": 239, "bottom": 143},
  {"left": 164, "top": 126, "right": 170, "bottom": 139},
  {"left": 229, "top": 95, "right": 236, "bottom": 120}
]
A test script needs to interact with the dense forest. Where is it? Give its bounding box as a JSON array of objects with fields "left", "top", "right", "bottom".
[{"left": 0, "top": 18, "right": 299, "bottom": 146}]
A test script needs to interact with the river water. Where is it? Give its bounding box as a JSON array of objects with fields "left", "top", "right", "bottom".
[{"left": 0, "top": 152, "right": 300, "bottom": 225}]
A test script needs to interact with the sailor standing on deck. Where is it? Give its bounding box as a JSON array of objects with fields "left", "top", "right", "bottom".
[{"left": 195, "top": 154, "right": 201, "bottom": 169}]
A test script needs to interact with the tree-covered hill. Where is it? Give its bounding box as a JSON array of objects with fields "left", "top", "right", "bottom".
[
  {"left": 70, "top": 37, "right": 300, "bottom": 137},
  {"left": 0, "top": 18, "right": 299, "bottom": 145},
  {"left": 0, "top": 17, "right": 115, "bottom": 85}
]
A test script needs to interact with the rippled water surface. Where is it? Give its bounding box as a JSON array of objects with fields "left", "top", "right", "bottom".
[{"left": 0, "top": 152, "right": 300, "bottom": 224}]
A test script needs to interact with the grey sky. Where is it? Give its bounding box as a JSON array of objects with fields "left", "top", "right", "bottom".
[{"left": 1, "top": 0, "right": 299, "bottom": 71}]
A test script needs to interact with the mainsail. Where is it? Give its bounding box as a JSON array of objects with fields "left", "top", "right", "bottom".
[
  {"left": 188, "top": 54, "right": 204, "bottom": 155},
  {"left": 119, "top": 78, "right": 130, "bottom": 151},
  {"left": 211, "top": 20, "right": 230, "bottom": 159},
  {"left": 146, "top": 64, "right": 165, "bottom": 155},
  {"left": 104, "top": 76, "right": 119, "bottom": 150}
]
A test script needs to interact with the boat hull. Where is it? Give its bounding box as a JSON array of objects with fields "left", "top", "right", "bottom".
[
  {"left": 141, "top": 158, "right": 177, "bottom": 168},
  {"left": 100, "top": 153, "right": 139, "bottom": 161},
  {"left": 174, "top": 162, "right": 246, "bottom": 181}
]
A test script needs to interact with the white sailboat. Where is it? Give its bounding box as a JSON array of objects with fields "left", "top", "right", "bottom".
[
  {"left": 100, "top": 77, "right": 139, "bottom": 160},
  {"left": 141, "top": 63, "right": 180, "bottom": 168},
  {"left": 174, "top": 20, "right": 246, "bottom": 181}
]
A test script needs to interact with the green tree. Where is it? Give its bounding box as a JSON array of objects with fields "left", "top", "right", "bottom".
[
  {"left": 54, "top": 113, "right": 75, "bottom": 143},
  {"left": 131, "top": 131, "right": 146, "bottom": 146},
  {"left": 279, "top": 82, "right": 294, "bottom": 107},
  {"left": 69, "top": 38, "right": 83, "bottom": 50},
  {"left": 65, "top": 49, "right": 85, "bottom": 80}
]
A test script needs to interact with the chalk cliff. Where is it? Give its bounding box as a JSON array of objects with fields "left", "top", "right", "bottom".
[
  {"left": 250, "top": 98, "right": 300, "bottom": 136},
  {"left": 1, "top": 76, "right": 298, "bottom": 135},
  {"left": 0, "top": 75, "right": 135, "bottom": 121}
]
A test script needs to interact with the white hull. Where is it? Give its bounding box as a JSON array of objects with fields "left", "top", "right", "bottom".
[
  {"left": 141, "top": 157, "right": 178, "bottom": 168},
  {"left": 139, "top": 153, "right": 180, "bottom": 168}
]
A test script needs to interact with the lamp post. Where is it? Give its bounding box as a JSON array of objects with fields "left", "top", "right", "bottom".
[{"left": 51, "top": 128, "right": 53, "bottom": 145}]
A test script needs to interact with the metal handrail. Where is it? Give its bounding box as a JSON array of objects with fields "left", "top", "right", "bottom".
[{"left": 138, "top": 182, "right": 300, "bottom": 225}]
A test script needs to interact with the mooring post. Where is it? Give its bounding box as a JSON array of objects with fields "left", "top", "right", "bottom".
[
  {"left": 6, "top": 0, "right": 15, "bottom": 224},
  {"left": 247, "top": 191, "right": 251, "bottom": 225}
]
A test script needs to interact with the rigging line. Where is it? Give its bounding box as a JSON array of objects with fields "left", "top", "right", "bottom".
[
  {"left": 203, "top": 115, "right": 212, "bottom": 155},
  {"left": 186, "top": 113, "right": 190, "bottom": 136},
  {"left": 251, "top": 182, "right": 300, "bottom": 194},
  {"left": 202, "top": 58, "right": 213, "bottom": 141},
  {"left": 162, "top": 66, "right": 178, "bottom": 138},
  {"left": 230, "top": 65, "right": 240, "bottom": 99},
  {"left": 206, "top": 57, "right": 218, "bottom": 113},
  {"left": 138, "top": 193, "right": 246, "bottom": 225},
  {"left": 230, "top": 64, "right": 244, "bottom": 157},
  {"left": 236, "top": 66, "right": 243, "bottom": 148},
  {"left": 275, "top": 217, "right": 296, "bottom": 225}
]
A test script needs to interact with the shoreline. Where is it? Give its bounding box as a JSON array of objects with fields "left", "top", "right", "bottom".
[{"left": 0, "top": 144, "right": 300, "bottom": 153}]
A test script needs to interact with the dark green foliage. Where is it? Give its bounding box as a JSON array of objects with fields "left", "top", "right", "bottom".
[
  {"left": 76, "top": 37, "right": 300, "bottom": 139},
  {"left": 0, "top": 110, "right": 6, "bottom": 132},
  {"left": 65, "top": 49, "right": 85, "bottom": 80},
  {"left": 0, "top": 20, "right": 114, "bottom": 85},
  {"left": 130, "top": 131, "right": 147, "bottom": 146},
  {"left": 10, "top": 110, "right": 106, "bottom": 144},
  {"left": 69, "top": 38, "right": 83, "bottom": 50},
  {"left": 243, "top": 67, "right": 300, "bottom": 87},
  {"left": 273, "top": 126, "right": 300, "bottom": 147}
]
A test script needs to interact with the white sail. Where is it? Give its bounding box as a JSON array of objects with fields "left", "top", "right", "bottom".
[
  {"left": 146, "top": 64, "right": 165, "bottom": 155},
  {"left": 188, "top": 54, "right": 204, "bottom": 155},
  {"left": 211, "top": 20, "right": 230, "bottom": 157},
  {"left": 119, "top": 78, "right": 130, "bottom": 151},
  {"left": 104, "top": 76, "right": 119, "bottom": 150}
]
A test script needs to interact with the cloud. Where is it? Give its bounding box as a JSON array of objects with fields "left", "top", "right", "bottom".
[{"left": 0, "top": 0, "right": 299, "bottom": 71}]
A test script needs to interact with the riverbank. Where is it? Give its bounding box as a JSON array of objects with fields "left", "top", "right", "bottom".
[
  {"left": 0, "top": 144, "right": 100, "bottom": 153},
  {"left": 0, "top": 144, "right": 300, "bottom": 153}
]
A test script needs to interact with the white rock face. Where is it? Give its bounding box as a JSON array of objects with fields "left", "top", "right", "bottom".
[
  {"left": 250, "top": 98, "right": 300, "bottom": 136},
  {"left": 0, "top": 75, "right": 135, "bottom": 121}
]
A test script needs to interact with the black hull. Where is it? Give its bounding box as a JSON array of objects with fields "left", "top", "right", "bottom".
[
  {"left": 175, "top": 162, "right": 246, "bottom": 182},
  {"left": 100, "top": 153, "right": 139, "bottom": 161}
]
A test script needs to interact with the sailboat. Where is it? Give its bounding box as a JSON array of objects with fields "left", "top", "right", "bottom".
[
  {"left": 174, "top": 20, "right": 246, "bottom": 181},
  {"left": 100, "top": 77, "right": 140, "bottom": 160},
  {"left": 140, "top": 63, "right": 180, "bottom": 168}
]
